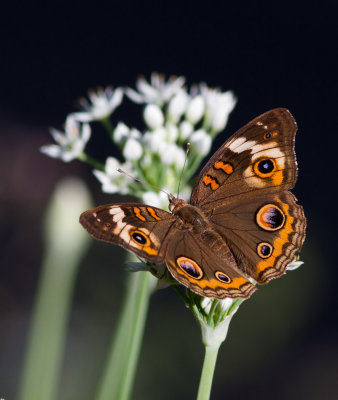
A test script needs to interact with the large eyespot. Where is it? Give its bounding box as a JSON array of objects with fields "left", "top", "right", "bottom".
[
  {"left": 256, "top": 204, "right": 285, "bottom": 231},
  {"left": 254, "top": 158, "right": 276, "bottom": 177},
  {"left": 257, "top": 242, "right": 273, "bottom": 258},
  {"left": 176, "top": 256, "right": 203, "bottom": 279},
  {"left": 215, "top": 271, "right": 232, "bottom": 283},
  {"left": 131, "top": 230, "right": 149, "bottom": 245}
]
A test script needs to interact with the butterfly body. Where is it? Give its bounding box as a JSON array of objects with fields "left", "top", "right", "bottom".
[{"left": 80, "top": 108, "right": 306, "bottom": 299}]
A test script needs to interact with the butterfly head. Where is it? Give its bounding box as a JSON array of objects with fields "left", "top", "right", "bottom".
[{"left": 168, "top": 194, "right": 187, "bottom": 214}]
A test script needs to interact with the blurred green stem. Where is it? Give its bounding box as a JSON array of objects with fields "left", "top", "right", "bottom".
[
  {"left": 96, "top": 259, "right": 155, "bottom": 400},
  {"left": 78, "top": 152, "right": 105, "bottom": 170},
  {"left": 17, "top": 178, "right": 91, "bottom": 400}
]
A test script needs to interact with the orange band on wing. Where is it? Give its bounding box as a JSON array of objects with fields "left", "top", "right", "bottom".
[
  {"left": 147, "top": 207, "right": 161, "bottom": 220},
  {"left": 214, "top": 161, "right": 233, "bottom": 174},
  {"left": 133, "top": 207, "right": 146, "bottom": 221},
  {"left": 203, "top": 175, "right": 220, "bottom": 190}
]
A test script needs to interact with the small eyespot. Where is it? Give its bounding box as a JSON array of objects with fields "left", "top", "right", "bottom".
[
  {"left": 215, "top": 271, "right": 232, "bottom": 283},
  {"left": 176, "top": 257, "right": 203, "bottom": 279},
  {"left": 257, "top": 242, "right": 273, "bottom": 258},
  {"left": 264, "top": 132, "right": 271, "bottom": 139}
]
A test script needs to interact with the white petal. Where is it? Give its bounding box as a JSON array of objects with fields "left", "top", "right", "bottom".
[
  {"left": 109, "top": 87, "right": 124, "bottom": 110},
  {"left": 81, "top": 123, "right": 91, "bottom": 142},
  {"left": 40, "top": 144, "right": 63, "bottom": 159},
  {"left": 190, "top": 129, "right": 212, "bottom": 156},
  {"left": 142, "top": 191, "right": 168, "bottom": 208},
  {"left": 173, "top": 147, "right": 186, "bottom": 169},
  {"left": 179, "top": 120, "right": 194, "bottom": 140},
  {"left": 167, "top": 91, "right": 189, "bottom": 123},
  {"left": 70, "top": 111, "right": 94, "bottom": 122},
  {"left": 144, "top": 104, "right": 164, "bottom": 129},
  {"left": 123, "top": 138, "right": 143, "bottom": 160},
  {"left": 166, "top": 123, "right": 179, "bottom": 142},
  {"left": 143, "top": 128, "right": 166, "bottom": 152},
  {"left": 179, "top": 120, "right": 193, "bottom": 140},
  {"left": 130, "top": 128, "right": 142, "bottom": 139},
  {"left": 105, "top": 157, "right": 120, "bottom": 175},
  {"left": 125, "top": 87, "right": 145, "bottom": 103},
  {"left": 159, "top": 143, "right": 178, "bottom": 165},
  {"left": 186, "top": 95, "right": 205, "bottom": 124},
  {"left": 113, "top": 122, "right": 130, "bottom": 144},
  {"left": 49, "top": 128, "right": 66, "bottom": 145},
  {"left": 286, "top": 260, "right": 304, "bottom": 271}
]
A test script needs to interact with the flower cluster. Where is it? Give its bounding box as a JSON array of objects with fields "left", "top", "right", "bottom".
[{"left": 41, "top": 73, "right": 236, "bottom": 208}]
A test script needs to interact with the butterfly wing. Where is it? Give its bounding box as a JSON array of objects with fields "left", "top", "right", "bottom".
[
  {"left": 164, "top": 226, "right": 256, "bottom": 299},
  {"left": 80, "top": 203, "right": 176, "bottom": 263},
  {"left": 208, "top": 191, "right": 306, "bottom": 283},
  {"left": 190, "top": 108, "right": 306, "bottom": 285},
  {"left": 190, "top": 108, "right": 298, "bottom": 211}
]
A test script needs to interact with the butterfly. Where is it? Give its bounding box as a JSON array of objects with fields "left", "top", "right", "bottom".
[{"left": 80, "top": 108, "right": 306, "bottom": 299}]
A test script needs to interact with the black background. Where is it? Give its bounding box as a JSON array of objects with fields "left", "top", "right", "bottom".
[{"left": 1, "top": 2, "right": 337, "bottom": 399}]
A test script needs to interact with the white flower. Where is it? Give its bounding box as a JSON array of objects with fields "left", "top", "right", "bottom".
[
  {"left": 179, "top": 120, "right": 193, "bottom": 140},
  {"left": 185, "top": 95, "right": 205, "bottom": 125},
  {"left": 142, "top": 191, "right": 169, "bottom": 208},
  {"left": 144, "top": 104, "right": 164, "bottom": 129},
  {"left": 167, "top": 90, "right": 189, "bottom": 123},
  {"left": 113, "top": 122, "right": 142, "bottom": 145},
  {"left": 286, "top": 260, "right": 304, "bottom": 271},
  {"left": 142, "top": 128, "right": 166, "bottom": 153},
  {"left": 41, "top": 116, "right": 91, "bottom": 162},
  {"left": 158, "top": 142, "right": 178, "bottom": 165},
  {"left": 190, "top": 129, "right": 212, "bottom": 156},
  {"left": 113, "top": 122, "right": 130, "bottom": 144},
  {"left": 200, "top": 84, "right": 237, "bottom": 132},
  {"left": 123, "top": 137, "right": 143, "bottom": 161},
  {"left": 126, "top": 73, "right": 186, "bottom": 106},
  {"left": 71, "top": 86, "right": 123, "bottom": 122},
  {"left": 165, "top": 123, "right": 179, "bottom": 142},
  {"left": 172, "top": 146, "right": 186, "bottom": 169},
  {"left": 93, "top": 157, "right": 132, "bottom": 194}
]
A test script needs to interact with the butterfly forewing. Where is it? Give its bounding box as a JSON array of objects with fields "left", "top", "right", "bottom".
[
  {"left": 80, "top": 203, "right": 176, "bottom": 263},
  {"left": 190, "top": 108, "right": 298, "bottom": 211}
]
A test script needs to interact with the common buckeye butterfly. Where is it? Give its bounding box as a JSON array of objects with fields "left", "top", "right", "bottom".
[{"left": 80, "top": 108, "right": 306, "bottom": 299}]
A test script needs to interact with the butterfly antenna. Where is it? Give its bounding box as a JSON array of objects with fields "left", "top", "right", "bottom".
[
  {"left": 177, "top": 142, "right": 190, "bottom": 198},
  {"left": 117, "top": 168, "right": 171, "bottom": 197}
]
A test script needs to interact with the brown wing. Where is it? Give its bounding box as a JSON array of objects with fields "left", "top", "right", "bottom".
[
  {"left": 190, "top": 108, "right": 298, "bottom": 212},
  {"left": 208, "top": 191, "right": 306, "bottom": 283},
  {"left": 80, "top": 203, "right": 176, "bottom": 263},
  {"left": 165, "top": 225, "right": 256, "bottom": 299}
]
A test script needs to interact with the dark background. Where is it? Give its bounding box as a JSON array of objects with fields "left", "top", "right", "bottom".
[{"left": 1, "top": 2, "right": 337, "bottom": 399}]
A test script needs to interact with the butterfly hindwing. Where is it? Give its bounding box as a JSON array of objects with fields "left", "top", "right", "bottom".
[
  {"left": 208, "top": 191, "right": 306, "bottom": 283},
  {"left": 164, "top": 227, "right": 256, "bottom": 299}
]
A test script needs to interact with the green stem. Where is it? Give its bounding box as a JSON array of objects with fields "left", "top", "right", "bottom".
[
  {"left": 100, "top": 116, "right": 114, "bottom": 139},
  {"left": 196, "top": 344, "right": 220, "bottom": 400},
  {"left": 96, "top": 264, "right": 155, "bottom": 400},
  {"left": 78, "top": 152, "right": 105, "bottom": 170},
  {"left": 17, "top": 178, "right": 91, "bottom": 400}
]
